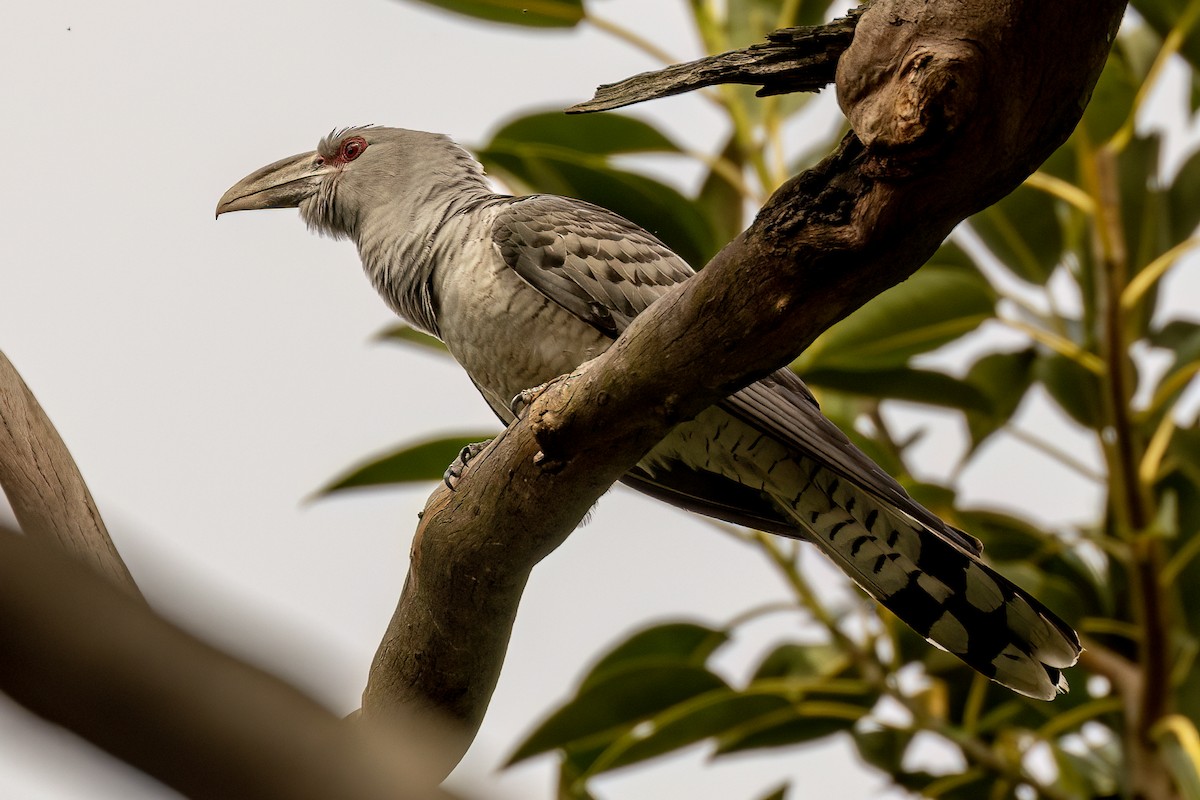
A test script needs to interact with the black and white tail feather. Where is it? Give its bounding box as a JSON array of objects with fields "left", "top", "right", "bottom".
[
  {"left": 774, "top": 457, "right": 1078, "bottom": 700},
  {"left": 489, "top": 194, "right": 1082, "bottom": 700}
]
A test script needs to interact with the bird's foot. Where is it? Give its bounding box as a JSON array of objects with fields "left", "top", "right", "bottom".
[
  {"left": 443, "top": 440, "right": 492, "bottom": 491},
  {"left": 510, "top": 382, "right": 551, "bottom": 419}
]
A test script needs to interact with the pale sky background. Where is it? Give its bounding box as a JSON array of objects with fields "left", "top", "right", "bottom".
[{"left": 0, "top": 2, "right": 1194, "bottom": 799}]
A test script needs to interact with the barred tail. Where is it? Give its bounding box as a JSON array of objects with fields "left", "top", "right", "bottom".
[{"left": 771, "top": 461, "right": 1081, "bottom": 700}]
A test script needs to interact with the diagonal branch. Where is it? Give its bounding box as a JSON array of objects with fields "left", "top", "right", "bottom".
[
  {"left": 362, "top": 0, "right": 1128, "bottom": 775},
  {"left": 0, "top": 350, "right": 140, "bottom": 598}
]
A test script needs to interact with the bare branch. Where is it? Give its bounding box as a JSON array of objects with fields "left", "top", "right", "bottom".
[
  {"left": 0, "top": 526, "right": 462, "bottom": 800},
  {"left": 363, "top": 0, "right": 1127, "bottom": 771},
  {"left": 0, "top": 351, "right": 140, "bottom": 598},
  {"left": 362, "top": 430, "right": 600, "bottom": 761},
  {"left": 568, "top": 9, "right": 864, "bottom": 114}
]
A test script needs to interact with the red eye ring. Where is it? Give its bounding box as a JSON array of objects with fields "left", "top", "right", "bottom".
[{"left": 338, "top": 136, "right": 367, "bottom": 162}]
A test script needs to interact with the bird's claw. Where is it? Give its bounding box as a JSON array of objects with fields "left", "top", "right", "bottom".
[
  {"left": 443, "top": 440, "right": 492, "bottom": 491},
  {"left": 510, "top": 383, "right": 550, "bottom": 419}
]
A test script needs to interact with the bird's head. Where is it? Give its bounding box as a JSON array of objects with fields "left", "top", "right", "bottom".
[{"left": 216, "top": 126, "right": 479, "bottom": 239}]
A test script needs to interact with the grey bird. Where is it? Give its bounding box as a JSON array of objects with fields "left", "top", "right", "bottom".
[{"left": 217, "top": 126, "right": 1080, "bottom": 699}]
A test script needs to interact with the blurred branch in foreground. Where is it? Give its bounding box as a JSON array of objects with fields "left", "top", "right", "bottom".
[{"left": 0, "top": 525, "right": 464, "bottom": 800}]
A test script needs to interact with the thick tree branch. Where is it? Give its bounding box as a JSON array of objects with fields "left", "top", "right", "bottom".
[
  {"left": 0, "top": 526, "right": 461, "bottom": 800},
  {"left": 363, "top": 0, "right": 1127, "bottom": 773},
  {"left": 0, "top": 351, "right": 140, "bottom": 598}
]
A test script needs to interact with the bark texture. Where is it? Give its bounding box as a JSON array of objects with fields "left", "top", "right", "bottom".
[
  {"left": 0, "top": 351, "right": 140, "bottom": 598},
  {"left": 363, "top": 0, "right": 1128, "bottom": 777},
  {"left": 568, "top": 8, "right": 863, "bottom": 114}
]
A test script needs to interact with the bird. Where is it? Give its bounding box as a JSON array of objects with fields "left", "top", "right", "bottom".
[{"left": 217, "top": 126, "right": 1080, "bottom": 699}]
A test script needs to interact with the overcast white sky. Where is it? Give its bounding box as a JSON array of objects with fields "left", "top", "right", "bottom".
[{"left": 0, "top": 2, "right": 1193, "bottom": 799}]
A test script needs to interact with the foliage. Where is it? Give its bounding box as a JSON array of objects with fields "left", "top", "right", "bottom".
[{"left": 348, "top": 1, "right": 1200, "bottom": 797}]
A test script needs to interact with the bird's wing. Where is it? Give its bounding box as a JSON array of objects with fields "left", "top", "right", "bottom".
[
  {"left": 491, "top": 195, "right": 983, "bottom": 555},
  {"left": 722, "top": 370, "right": 984, "bottom": 556},
  {"left": 492, "top": 195, "right": 693, "bottom": 336}
]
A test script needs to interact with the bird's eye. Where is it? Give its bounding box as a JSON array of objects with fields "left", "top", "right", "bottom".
[{"left": 339, "top": 137, "right": 367, "bottom": 162}]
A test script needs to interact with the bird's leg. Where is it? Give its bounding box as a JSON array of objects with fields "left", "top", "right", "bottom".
[
  {"left": 510, "top": 382, "right": 553, "bottom": 419},
  {"left": 443, "top": 440, "right": 493, "bottom": 491},
  {"left": 510, "top": 356, "right": 603, "bottom": 420}
]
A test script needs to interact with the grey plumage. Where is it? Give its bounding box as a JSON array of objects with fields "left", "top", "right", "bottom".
[{"left": 217, "top": 126, "right": 1081, "bottom": 700}]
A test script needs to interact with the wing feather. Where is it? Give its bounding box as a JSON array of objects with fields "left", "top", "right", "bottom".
[
  {"left": 493, "top": 195, "right": 691, "bottom": 334},
  {"left": 491, "top": 194, "right": 982, "bottom": 557}
]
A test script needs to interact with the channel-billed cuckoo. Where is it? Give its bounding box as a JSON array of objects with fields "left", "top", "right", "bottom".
[{"left": 217, "top": 126, "right": 1080, "bottom": 699}]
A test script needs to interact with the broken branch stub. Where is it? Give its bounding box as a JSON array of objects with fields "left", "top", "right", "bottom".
[{"left": 568, "top": 7, "right": 865, "bottom": 114}]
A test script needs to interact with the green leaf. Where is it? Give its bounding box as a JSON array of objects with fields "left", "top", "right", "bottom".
[
  {"left": 487, "top": 110, "right": 681, "bottom": 156},
  {"left": 752, "top": 642, "right": 849, "bottom": 681},
  {"left": 1167, "top": 425, "right": 1200, "bottom": 487},
  {"left": 922, "top": 771, "right": 996, "bottom": 800},
  {"left": 755, "top": 784, "right": 789, "bottom": 800},
  {"left": 581, "top": 690, "right": 793, "bottom": 776},
  {"left": 1164, "top": 449, "right": 1200, "bottom": 722},
  {"left": 951, "top": 508, "right": 1053, "bottom": 563},
  {"left": 1118, "top": 135, "right": 1171, "bottom": 337},
  {"left": 1130, "top": 0, "right": 1200, "bottom": 75},
  {"left": 316, "top": 433, "right": 497, "bottom": 494},
  {"left": 398, "top": 0, "right": 583, "bottom": 28},
  {"left": 696, "top": 134, "right": 748, "bottom": 248},
  {"left": 906, "top": 481, "right": 958, "bottom": 517},
  {"left": 1150, "top": 320, "right": 1200, "bottom": 416},
  {"left": 727, "top": 0, "right": 783, "bottom": 47},
  {"left": 722, "top": 0, "right": 828, "bottom": 122},
  {"left": 508, "top": 664, "right": 729, "bottom": 764},
  {"left": 928, "top": 238, "right": 979, "bottom": 271},
  {"left": 802, "top": 366, "right": 992, "bottom": 413},
  {"left": 581, "top": 622, "right": 729, "bottom": 692},
  {"left": 1151, "top": 319, "right": 1200, "bottom": 351},
  {"left": 1155, "top": 717, "right": 1200, "bottom": 800},
  {"left": 711, "top": 647, "right": 876, "bottom": 756},
  {"left": 1078, "top": 37, "right": 1142, "bottom": 143},
  {"left": 853, "top": 726, "right": 914, "bottom": 774},
  {"left": 962, "top": 348, "right": 1038, "bottom": 452},
  {"left": 1035, "top": 352, "right": 1105, "bottom": 429},
  {"left": 713, "top": 700, "right": 868, "bottom": 754},
  {"left": 793, "top": 265, "right": 996, "bottom": 372},
  {"left": 1121, "top": 134, "right": 1167, "bottom": 270},
  {"left": 478, "top": 110, "right": 717, "bottom": 265},
  {"left": 969, "top": 182, "right": 1064, "bottom": 285},
  {"left": 558, "top": 745, "right": 605, "bottom": 800},
  {"left": 1170, "top": 145, "right": 1200, "bottom": 242},
  {"left": 1053, "top": 740, "right": 1122, "bottom": 799},
  {"left": 376, "top": 323, "right": 449, "bottom": 354},
  {"left": 726, "top": 0, "right": 831, "bottom": 46},
  {"left": 480, "top": 148, "right": 718, "bottom": 267}
]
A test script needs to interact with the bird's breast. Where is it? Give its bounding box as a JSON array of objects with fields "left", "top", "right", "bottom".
[{"left": 434, "top": 234, "right": 612, "bottom": 419}]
